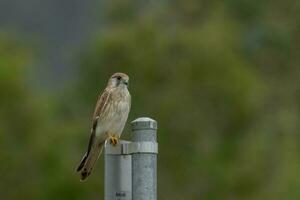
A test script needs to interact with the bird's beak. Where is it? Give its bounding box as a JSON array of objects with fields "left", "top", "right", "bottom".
[{"left": 123, "top": 80, "right": 129, "bottom": 87}]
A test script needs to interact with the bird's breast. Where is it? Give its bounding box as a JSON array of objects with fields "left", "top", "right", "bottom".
[{"left": 97, "top": 88, "right": 130, "bottom": 137}]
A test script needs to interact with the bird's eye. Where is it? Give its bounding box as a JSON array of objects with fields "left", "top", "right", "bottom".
[{"left": 117, "top": 76, "right": 121, "bottom": 80}]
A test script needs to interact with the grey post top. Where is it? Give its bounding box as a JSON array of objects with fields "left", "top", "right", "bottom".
[
  {"left": 131, "top": 117, "right": 157, "bottom": 131},
  {"left": 105, "top": 140, "right": 158, "bottom": 155},
  {"left": 105, "top": 140, "right": 130, "bottom": 155},
  {"left": 131, "top": 117, "right": 157, "bottom": 143}
]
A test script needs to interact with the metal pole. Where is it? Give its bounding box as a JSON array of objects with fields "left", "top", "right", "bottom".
[
  {"left": 131, "top": 117, "right": 158, "bottom": 200},
  {"left": 104, "top": 117, "right": 158, "bottom": 200},
  {"left": 105, "top": 140, "right": 132, "bottom": 200}
]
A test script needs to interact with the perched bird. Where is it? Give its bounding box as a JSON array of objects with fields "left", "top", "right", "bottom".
[{"left": 77, "top": 72, "right": 131, "bottom": 181}]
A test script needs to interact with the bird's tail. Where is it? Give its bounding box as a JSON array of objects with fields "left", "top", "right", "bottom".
[{"left": 77, "top": 141, "right": 105, "bottom": 181}]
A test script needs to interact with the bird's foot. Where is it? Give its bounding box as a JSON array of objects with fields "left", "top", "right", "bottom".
[{"left": 109, "top": 134, "right": 119, "bottom": 146}]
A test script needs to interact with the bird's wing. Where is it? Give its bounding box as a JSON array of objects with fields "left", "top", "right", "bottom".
[{"left": 86, "top": 88, "right": 111, "bottom": 155}]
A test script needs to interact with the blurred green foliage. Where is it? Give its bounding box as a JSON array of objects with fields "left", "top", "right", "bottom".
[{"left": 1, "top": 1, "right": 300, "bottom": 199}]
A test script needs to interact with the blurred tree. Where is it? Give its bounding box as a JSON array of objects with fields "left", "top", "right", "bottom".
[
  {"left": 0, "top": 32, "right": 43, "bottom": 199},
  {"left": 77, "top": 0, "right": 300, "bottom": 199},
  {"left": 1, "top": 0, "right": 300, "bottom": 199}
]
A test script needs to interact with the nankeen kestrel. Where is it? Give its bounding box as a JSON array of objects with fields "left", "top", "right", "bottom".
[{"left": 77, "top": 72, "right": 131, "bottom": 181}]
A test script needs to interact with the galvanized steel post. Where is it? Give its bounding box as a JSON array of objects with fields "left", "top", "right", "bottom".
[
  {"left": 104, "top": 117, "right": 158, "bottom": 200},
  {"left": 105, "top": 141, "right": 132, "bottom": 200},
  {"left": 131, "top": 117, "right": 158, "bottom": 200}
]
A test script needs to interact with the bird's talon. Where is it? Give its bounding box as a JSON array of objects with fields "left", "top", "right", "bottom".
[{"left": 109, "top": 135, "right": 119, "bottom": 146}]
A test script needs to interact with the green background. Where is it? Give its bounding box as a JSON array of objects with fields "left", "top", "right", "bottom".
[{"left": 1, "top": 0, "right": 300, "bottom": 199}]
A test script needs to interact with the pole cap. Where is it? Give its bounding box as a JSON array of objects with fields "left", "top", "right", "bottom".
[{"left": 131, "top": 117, "right": 157, "bottom": 130}]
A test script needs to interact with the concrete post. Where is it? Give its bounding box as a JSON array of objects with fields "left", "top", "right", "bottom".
[{"left": 131, "top": 117, "right": 158, "bottom": 200}]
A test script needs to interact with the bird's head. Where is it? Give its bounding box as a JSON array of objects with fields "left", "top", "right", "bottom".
[{"left": 108, "top": 72, "right": 129, "bottom": 88}]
